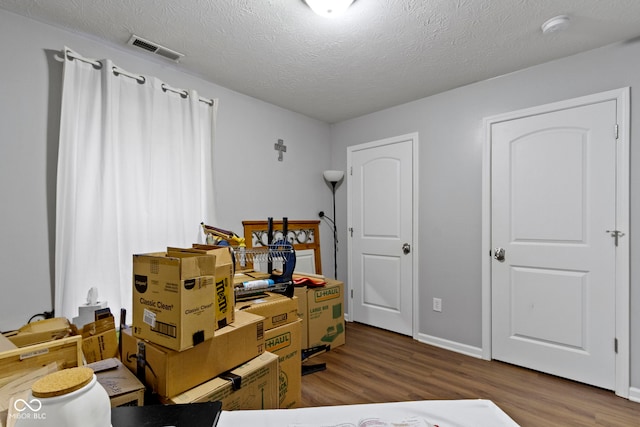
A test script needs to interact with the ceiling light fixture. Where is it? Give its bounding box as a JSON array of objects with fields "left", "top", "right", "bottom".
[
  {"left": 305, "top": 0, "right": 355, "bottom": 18},
  {"left": 541, "top": 15, "right": 570, "bottom": 34}
]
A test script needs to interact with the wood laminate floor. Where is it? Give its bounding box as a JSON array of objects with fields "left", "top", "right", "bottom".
[{"left": 300, "top": 322, "right": 639, "bottom": 426}]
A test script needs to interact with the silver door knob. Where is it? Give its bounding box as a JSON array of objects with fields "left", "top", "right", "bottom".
[
  {"left": 402, "top": 243, "right": 411, "bottom": 254},
  {"left": 494, "top": 247, "right": 505, "bottom": 262}
]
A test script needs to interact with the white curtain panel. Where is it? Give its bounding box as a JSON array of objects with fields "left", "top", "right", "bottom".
[{"left": 56, "top": 48, "right": 217, "bottom": 323}]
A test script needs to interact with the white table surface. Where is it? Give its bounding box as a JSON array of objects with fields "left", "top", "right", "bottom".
[{"left": 217, "top": 399, "right": 520, "bottom": 427}]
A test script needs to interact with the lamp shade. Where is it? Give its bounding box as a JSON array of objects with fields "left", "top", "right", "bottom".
[
  {"left": 323, "top": 170, "right": 345, "bottom": 183},
  {"left": 305, "top": 0, "right": 354, "bottom": 18}
]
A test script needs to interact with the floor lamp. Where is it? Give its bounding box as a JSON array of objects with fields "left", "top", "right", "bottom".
[{"left": 323, "top": 170, "right": 344, "bottom": 279}]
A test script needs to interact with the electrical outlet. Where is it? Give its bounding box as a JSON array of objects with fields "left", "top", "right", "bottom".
[{"left": 433, "top": 297, "right": 442, "bottom": 312}]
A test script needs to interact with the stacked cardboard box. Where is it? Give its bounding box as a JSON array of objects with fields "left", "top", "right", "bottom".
[
  {"left": 130, "top": 246, "right": 236, "bottom": 351},
  {"left": 165, "top": 351, "right": 279, "bottom": 409},
  {"left": 183, "top": 245, "right": 236, "bottom": 329},
  {"left": 125, "top": 246, "right": 276, "bottom": 409},
  {"left": 306, "top": 280, "right": 345, "bottom": 349},
  {"left": 265, "top": 319, "right": 302, "bottom": 408},
  {"left": 295, "top": 279, "right": 345, "bottom": 350},
  {"left": 168, "top": 289, "right": 302, "bottom": 409},
  {"left": 124, "top": 246, "right": 354, "bottom": 410},
  {"left": 237, "top": 292, "right": 298, "bottom": 330},
  {"left": 222, "top": 276, "right": 346, "bottom": 408},
  {"left": 238, "top": 293, "right": 302, "bottom": 409},
  {"left": 131, "top": 250, "right": 218, "bottom": 351},
  {"left": 121, "top": 310, "right": 265, "bottom": 399}
]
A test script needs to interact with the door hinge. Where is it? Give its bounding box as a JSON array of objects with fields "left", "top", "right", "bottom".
[
  {"left": 350, "top": 289, "right": 353, "bottom": 298},
  {"left": 349, "top": 227, "right": 353, "bottom": 237},
  {"left": 350, "top": 166, "right": 353, "bottom": 175},
  {"left": 614, "top": 124, "right": 619, "bottom": 140},
  {"left": 614, "top": 338, "right": 618, "bottom": 354}
]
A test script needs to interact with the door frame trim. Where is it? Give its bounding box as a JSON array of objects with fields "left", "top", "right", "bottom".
[
  {"left": 481, "top": 88, "right": 630, "bottom": 397},
  {"left": 347, "top": 132, "right": 420, "bottom": 339}
]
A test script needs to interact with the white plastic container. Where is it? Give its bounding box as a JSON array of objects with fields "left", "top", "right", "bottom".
[{"left": 13, "top": 367, "right": 111, "bottom": 427}]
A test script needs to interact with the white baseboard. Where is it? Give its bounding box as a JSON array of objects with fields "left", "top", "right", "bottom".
[
  {"left": 416, "top": 332, "right": 484, "bottom": 359},
  {"left": 628, "top": 387, "right": 640, "bottom": 403},
  {"left": 345, "top": 319, "right": 483, "bottom": 359}
]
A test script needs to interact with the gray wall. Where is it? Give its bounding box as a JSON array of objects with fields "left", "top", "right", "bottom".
[
  {"left": 0, "top": 9, "right": 334, "bottom": 331},
  {"left": 330, "top": 38, "right": 640, "bottom": 389}
]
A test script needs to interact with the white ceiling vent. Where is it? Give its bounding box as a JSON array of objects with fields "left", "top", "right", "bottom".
[{"left": 127, "top": 35, "right": 184, "bottom": 62}]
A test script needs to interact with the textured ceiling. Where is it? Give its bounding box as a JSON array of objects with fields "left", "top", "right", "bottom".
[{"left": 2, "top": 0, "right": 640, "bottom": 123}]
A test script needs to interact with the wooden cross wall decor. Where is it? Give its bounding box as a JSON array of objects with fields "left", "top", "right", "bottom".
[{"left": 274, "top": 138, "right": 287, "bottom": 161}]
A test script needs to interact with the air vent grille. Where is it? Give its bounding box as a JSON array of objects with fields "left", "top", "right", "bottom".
[
  {"left": 127, "top": 35, "right": 184, "bottom": 62},
  {"left": 131, "top": 38, "right": 157, "bottom": 53}
]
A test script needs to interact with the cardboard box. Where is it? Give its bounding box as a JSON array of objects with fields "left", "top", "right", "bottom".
[
  {"left": 80, "top": 315, "right": 118, "bottom": 363},
  {"left": 121, "top": 310, "right": 265, "bottom": 398},
  {"left": 6, "top": 318, "right": 72, "bottom": 348},
  {"left": 265, "top": 319, "right": 301, "bottom": 409},
  {"left": 166, "top": 352, "right": 279, "bottom": 410},
  {"left": 294, "top": 286, "right": 308, "bottom": 349},
  {"left": 89, "top": 358, "right": 144, "bottom": 407},
  {"left": 307, "top": 280, "right": 345, "bottom": 349},
  {"left": 236, "top": 293, "right": 298, "bottom": 330},
  {"left": 132, "top": 251, "right": 217, "bottom": 351},
  {"left": 191, "top": 245, "right": 236, "bottom": 329}
]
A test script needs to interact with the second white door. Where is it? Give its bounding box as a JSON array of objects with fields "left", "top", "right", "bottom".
[{"left": 490, "top": 98, "right": 618, "bottom": 389}]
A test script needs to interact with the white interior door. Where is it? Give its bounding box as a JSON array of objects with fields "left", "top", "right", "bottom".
[
  {"left": 348, "top": 134, "right": 416, "bottom": 336},
  {"left": 490, "top": 99, "right": 619, "bottom": 389}
]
